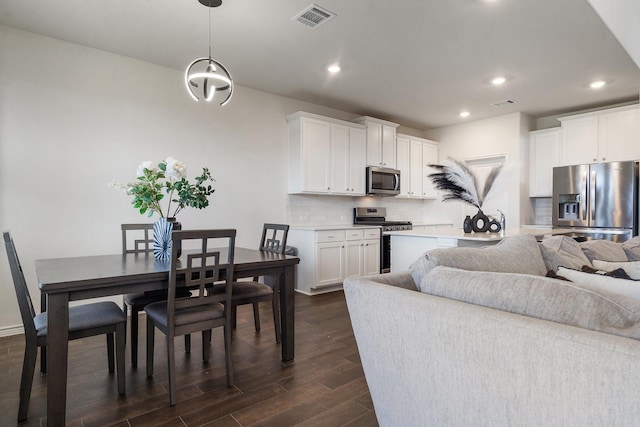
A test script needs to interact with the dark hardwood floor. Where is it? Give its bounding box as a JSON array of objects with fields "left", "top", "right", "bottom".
[{"left": 0, "top": 291, "right": 378, "bottom": 427}]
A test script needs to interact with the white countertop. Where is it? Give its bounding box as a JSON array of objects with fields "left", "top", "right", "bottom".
[
  {"left": 290, "top": 224, "right": 382, "bottom": 231},
  {"left": 385, "top": 227, "right": 574, "bottom": 241},
  {"left": 291, "top": 222, "right": 451, "bottom": 231}
]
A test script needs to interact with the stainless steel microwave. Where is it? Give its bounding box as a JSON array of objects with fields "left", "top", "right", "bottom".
[{"left": 366, "top": 166, "right": 400, "bottom": 196}]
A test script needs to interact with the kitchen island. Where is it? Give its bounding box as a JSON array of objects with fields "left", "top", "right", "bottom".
[{"left": 388, "top": 227, "right": 570, "bottom": 272}]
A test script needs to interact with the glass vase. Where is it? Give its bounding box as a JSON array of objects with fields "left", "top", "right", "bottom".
[{"left": 153, "top": 217, "right": 182, "bottom": 261}]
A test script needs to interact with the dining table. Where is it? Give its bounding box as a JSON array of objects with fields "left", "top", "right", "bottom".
[{"left": 35, "top": 247, "right": 299, "bottom": 427}]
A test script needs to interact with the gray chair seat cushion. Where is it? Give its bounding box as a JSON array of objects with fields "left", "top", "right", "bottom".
[
  {"left": 34, "top": 301, "right": 126, "bottom": 337},
  {"left": 124, "top": 288, "right": 191, "bottom": 306},
  {"left": 210, "top": 281, "right": 273, "bottom": 299},
  {"left": 144, "top": 300, "right": 224, "bottom": 327}
]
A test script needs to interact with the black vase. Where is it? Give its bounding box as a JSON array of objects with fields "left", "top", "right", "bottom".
[
  {"left": 488, "top": 219, "right": 502, "bottom": 233},
  {"left": 471, "top": 209, "right": 490, "bottom": 233},
  {"left": 463, "top": 215, "right": 472, "bottom": 233},
  {"left": 167, "top": 217, "right": 182, "bottom": 258}
]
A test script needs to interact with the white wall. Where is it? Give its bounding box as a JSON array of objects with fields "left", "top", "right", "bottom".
[
  {"left": 423, "top": 113, "right": 533, "bottom": 229},
  {"left": 0, "top": 25, "right": 393, "bottom": 333}
]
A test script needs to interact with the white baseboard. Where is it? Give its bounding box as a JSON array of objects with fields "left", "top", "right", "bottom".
[{"left": 0, "top": 325, "right": 24, "bottom": 337}]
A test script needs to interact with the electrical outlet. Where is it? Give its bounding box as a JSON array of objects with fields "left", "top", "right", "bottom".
[
  {"left": 340, "top": 215, "right": 347, "bottom": 220},
  {"left": 299, "top": 215, "right": 308, "bottom": 222}
]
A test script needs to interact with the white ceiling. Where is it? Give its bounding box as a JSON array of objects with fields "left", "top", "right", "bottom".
[{"left": 1, "top": 0, "right": 639, "bottom": 130}]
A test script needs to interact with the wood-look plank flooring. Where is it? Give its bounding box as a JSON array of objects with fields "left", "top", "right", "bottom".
[{"left": 0, "top": 291, "right": 378, "bottom": 427}]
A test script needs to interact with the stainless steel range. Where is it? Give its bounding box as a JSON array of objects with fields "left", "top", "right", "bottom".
[{"left": 353, "top": 207, "right": 412, "bottom": 273}]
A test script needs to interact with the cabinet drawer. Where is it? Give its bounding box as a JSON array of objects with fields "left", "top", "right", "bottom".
[
  {"left": 316, "top": 230, "right": 345, "bottom": 243},
  {"left": 363, "top": 229, "right": 380, "bottom": 239},
  {"left": 345, "top": 229, "right": 365, "bottom": 241}
]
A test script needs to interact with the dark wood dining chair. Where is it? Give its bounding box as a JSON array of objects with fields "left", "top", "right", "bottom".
[
  {"left": 144, "top": 229, "right": 236, "bottom": 406},
  {"left": 3, "top": 231, "right": 126, "bottom": 422},
  {"left": 213, "top": 223, "right": 288, "bottom": 343},
  {"left": 121, "top": 223, "right": 191, "bottom": 367}
]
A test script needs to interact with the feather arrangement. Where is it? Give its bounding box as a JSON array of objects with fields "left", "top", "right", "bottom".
[
  {"left": 428, "top": 158, "right": 481, "bottom": 208},
  {"left": 428, "top": 158, "right": 505, "bottom": 209},
  {"left": 481, "top": 163, "right": 505, "bottom": 206}
]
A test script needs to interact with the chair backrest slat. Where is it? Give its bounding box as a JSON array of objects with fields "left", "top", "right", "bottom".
[
  {"left": 122, "top": 223, "right": 154, "bottom": 255},
  {"left": 3, "top": 232, "right": 37, "bottom": 335},
  {"left": 167, "top": 229, "right": 236, "bottom": 326},
  {"left": 259, "top": 223, "right": 289, "bottom": 255}
]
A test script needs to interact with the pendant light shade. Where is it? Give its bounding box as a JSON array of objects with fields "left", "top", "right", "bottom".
[
  {"left": 185, "top": 0, "right": 233, "bottom": 105},
  {"left": 185, "top": 57, "right": 233, "bottom": 105}
]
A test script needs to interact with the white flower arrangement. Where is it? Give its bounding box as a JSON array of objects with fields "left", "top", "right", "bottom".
[{"left": 114, "top": 156, "right": 215, "bottom": 218}]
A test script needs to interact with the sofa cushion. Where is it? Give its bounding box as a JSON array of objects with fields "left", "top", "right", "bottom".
[
  {"left": 409, "top": 234, "right": 547, "bottom": 288},
  {"left": 421, "top": 266, "right": 640, "bottom": 341},
  {"left": 579, "top": 240, "right": 628, "bottom": 262},
  {"left": 538, "top": 235, "right": 592, "bottom": 272},
  {"left": 592, "top": 260, "right": 640, "bottom": 280},
  {"left": 557, "top": 266, "right": 640, "bottom": 301},
  {"left": 622, "top": 237, "right": 640, "bottom": 261}
]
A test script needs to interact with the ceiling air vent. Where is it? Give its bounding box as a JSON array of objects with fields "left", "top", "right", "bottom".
[
  {"left": 292, "top": 4, "right": 336, "bottom": 29},
  {"left": 491, "top": 99, "right": 517, "bottom": 107}
]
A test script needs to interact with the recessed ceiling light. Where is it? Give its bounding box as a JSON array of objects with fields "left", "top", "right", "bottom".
[
  {"left": 491, "top": 76, "right": 506, "bottom": 86},
  {"left": 460, "top": 111, "right": 470, "bottom": 118},
  {"left": 328, "top": 64, "right": 341, "bottom": 73},
  {"left": 590, "top": 80, "right": 606, "bottom": 89}
]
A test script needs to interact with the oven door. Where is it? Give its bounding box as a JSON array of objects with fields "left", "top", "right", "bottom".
[{"left": 381, "top": 234, "right": 390, "bottom": 273}]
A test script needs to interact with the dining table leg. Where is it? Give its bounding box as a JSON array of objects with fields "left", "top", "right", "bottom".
[
  {"left": 280, "top": 264, "right": 295, "bottom": 363},
  {"left": 46, "top": 292, "right": 69, "bottom": 426}
]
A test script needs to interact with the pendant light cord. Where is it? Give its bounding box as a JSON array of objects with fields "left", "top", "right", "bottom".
[{"left": 208, "top": 0, "right": 212, "bottom": 59}]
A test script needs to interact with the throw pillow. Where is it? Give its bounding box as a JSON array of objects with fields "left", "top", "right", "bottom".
[
  {"left": 421, "top": 266, "right": 640, "bottom": 341},
  {"left": 622, "top": 237, "right": 640, "bottom": 261},
  {"left": 581, "top": 265, "right": 632, "bottom": 280},
  {"left": 538, "top": 235, "right": 592, "bottom": 272},
  {"left": 557, "top": 266, "right": 640, "bottom": 301},
  {"left": 592, "top": 260, "right": 640, "bottom": 280},
  {"left": 409, "top": 234, "right": 547, "bottom": 290},
  {"left": 579, "top": 240, "right": 628, "bottom": 262}
]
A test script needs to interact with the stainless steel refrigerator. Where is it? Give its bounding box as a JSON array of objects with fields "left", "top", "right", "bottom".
[{"left": 552, "top": 161, "right": 638, "bottom": 242}]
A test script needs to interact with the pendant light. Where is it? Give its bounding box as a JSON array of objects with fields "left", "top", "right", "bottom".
[{"left": 184, "top": 0, "right": 233, "bottom": 105}]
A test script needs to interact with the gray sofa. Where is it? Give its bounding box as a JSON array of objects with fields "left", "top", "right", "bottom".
[{"left": 344, "top": 234, "right": 640, "bottom": 427}]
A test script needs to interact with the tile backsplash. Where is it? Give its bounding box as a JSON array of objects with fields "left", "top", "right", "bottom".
[
  {"left": 286, "top": 194, "right": 438, "bottom": 226},
  {"left": 532, "top": 197, "right": 553, "bottom": 225}
]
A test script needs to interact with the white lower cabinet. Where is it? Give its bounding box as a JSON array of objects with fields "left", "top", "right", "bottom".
[{"left": 289, "top": 227, "right": 381, "bottom": 295}]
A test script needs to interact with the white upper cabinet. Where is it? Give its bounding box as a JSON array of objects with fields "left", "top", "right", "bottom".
[
  {"left": 353, "top": 116, "right": 400, "bottom": 169},
  {"left": 558, "top": 105, "right": 640, "bottom": 165},
  {"left": 396, "top": 136, "right": 411, "bottom": 197},
  {"left": 559, "top": 115, "right": 598, "bottom": 165},
  {"left": 598, "top": 107, "right": 640, "bottom": 162},
  {"left": 396, "top": 134, "right": 439, "bottom": 199},
  {"left": 288, "top": 112, "right": 367, "bottom": 196},
  {"left": 421, "top": 139, "right": 439, "bottom": 199},
  {"left": 289, "top": 115, "right": 332, "bottom": 193},
  {"left": 529, "top": 127, "right": 561, "bottom": 197},
  {"left": 347, "top": 128, "right": 367, "bottom": 194}
]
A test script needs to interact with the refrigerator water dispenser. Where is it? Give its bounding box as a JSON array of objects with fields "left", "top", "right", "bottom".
[{"left": 558, "top": 194, "right": 580, "bottom": 220}]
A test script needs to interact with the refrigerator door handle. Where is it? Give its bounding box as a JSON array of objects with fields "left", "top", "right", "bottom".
[
  {"left": 580, "top": 172, "right": 588, "bottom": 221},
  {"left": 590, "top": 170, "right": 597, "bottom": 221}
]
